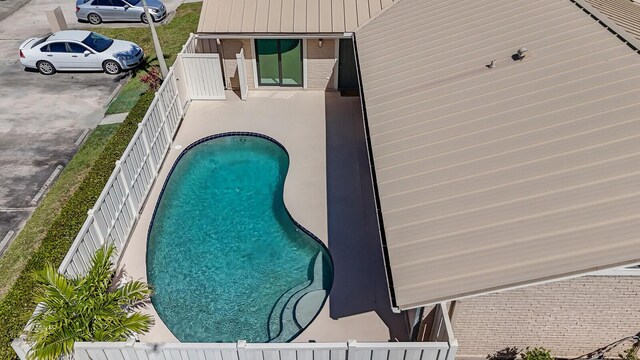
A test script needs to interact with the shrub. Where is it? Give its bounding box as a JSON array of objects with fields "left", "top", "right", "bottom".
[
  {"left": 0, "top": 91, "right": 155, "bottom": 360},
  {"left": 620, "top": 347, "right": 639, "bottom": 360},
  {"left": 139, "top": 66, "right": 162, "bottom": 92},
  {"left": 521, "top": 347, "right": 554, "bottom": 360},
  {"left": 27, "top": 245, "right": 152, "bottom": 360}
]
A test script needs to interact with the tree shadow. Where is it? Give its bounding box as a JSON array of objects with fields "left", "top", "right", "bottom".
[{"left": 487, "top": 347, "right": 521, "bottom": 360}]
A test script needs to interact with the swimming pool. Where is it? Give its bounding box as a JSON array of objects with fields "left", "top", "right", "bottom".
[{"left": 147, "top": 133, "right": 333, "bottom": 343}]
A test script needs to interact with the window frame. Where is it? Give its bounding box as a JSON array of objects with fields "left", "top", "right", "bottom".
[{"left": 254, "top": 39, "right": 303, "bottom": 88}]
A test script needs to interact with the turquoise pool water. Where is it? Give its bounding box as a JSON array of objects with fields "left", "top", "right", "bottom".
[{"left": 147, "top": 134, "right": 333, "bottom": 343}]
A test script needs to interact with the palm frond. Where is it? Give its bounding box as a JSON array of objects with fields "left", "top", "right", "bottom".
[{"left": 27, "top": 244, "right": 153, "bottom": 360}]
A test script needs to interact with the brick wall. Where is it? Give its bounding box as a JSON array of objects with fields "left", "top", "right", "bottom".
[
  {"left": 305, "top": 38, "right": 337, "bottom": 89},
  {"left": 220, "top": 39, "right": 255, "bottom": 90},
  {"left": 453, "top": 276, "right": 640, "bottom": 358},
  {"left": 219, "top": 38, "right": 336, "bottom": 90}
]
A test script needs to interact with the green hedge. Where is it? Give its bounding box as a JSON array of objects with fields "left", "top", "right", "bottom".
[{"left": 0, "top": 91, "right": 155, "bottom": 360}]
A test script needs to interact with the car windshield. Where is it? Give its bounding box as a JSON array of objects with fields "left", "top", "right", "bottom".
[
  {"left": 127, "top": 0, "right": 141, "bottom": 5},
  {"left": 81, "top": 32, "right": 114, "bottom": 53}
]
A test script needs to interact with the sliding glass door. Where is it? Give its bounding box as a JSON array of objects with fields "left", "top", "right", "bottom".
[{"left": 255, "top": 39, "right": 303, "bottom": 87}]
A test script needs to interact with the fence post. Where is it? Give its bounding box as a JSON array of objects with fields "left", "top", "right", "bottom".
[
  {"left": 11, "top": 338, "right": 28, "bottom": 360},
  {"left": 123, "top": 338, "right": 139, "bottom": 360},
  {"left": 445, "top": 339, "right": 458, "bottom": 360},
  {"left": 138, "top": 123, "right": 157, "bottom": 172},
  {"left": 116, "top": 160, "right": 138, "bottom": 219},
  {"left": 347, "top": 340, "right": 357, "bottom": 360},
  {"left": 88, "top": 209, "right": 105, "bottom": 245},
  {"left": 238, "top": 340, "right": 247, "bottom": 360}
]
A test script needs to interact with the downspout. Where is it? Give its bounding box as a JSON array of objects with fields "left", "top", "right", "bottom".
[{"left": 351, "top": 33, "right": 400, "bottom": 314}]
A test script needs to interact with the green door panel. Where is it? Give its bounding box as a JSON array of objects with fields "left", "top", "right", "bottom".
[
  {"left": 255, "top": 39, "right": 303, "bottom": 87},
  {"left": 256, "top": 39, "right": 280, "bottom": 86},
  {"left": 280, "top": 39, "right": 302, "bottom": 86}
]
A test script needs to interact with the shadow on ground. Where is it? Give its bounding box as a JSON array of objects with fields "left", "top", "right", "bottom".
[{"left": 325, "top": 92, "right": 409, "bottom": 341}]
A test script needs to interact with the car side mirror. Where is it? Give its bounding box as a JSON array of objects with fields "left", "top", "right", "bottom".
[
  {"left": 84, "top": 50, "right": 91, "bottom": 56},
  {"left": 124, "top": 4, "right": 130, "bottom": 9}
]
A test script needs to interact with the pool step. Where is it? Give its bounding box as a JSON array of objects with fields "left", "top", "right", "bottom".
[
  {"left": 269, "top": 253, "right": 325, "bottom": 343},
  {"left": 267, "top": 279, "right": 311, "bottom": 341}
]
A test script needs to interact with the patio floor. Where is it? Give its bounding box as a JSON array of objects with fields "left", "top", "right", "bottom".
[{"left": 119, "top": 90, "right": 408, "bottom": 343}]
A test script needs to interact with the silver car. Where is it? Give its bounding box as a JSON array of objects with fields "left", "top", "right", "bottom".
[
  {"left": 19, "top": 30, "right": 145, "bottom": 75},
  {"left": 75, "top": 0, "right": 166, "bottom": 24}
]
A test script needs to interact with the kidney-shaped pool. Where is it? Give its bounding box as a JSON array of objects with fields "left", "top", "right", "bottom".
[{"left": 147, "top": 133, "right": 333, "bottom": 343}]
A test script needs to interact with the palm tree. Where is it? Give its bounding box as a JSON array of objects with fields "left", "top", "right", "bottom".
[{"left": 26, "top": 245, "right": 153, "bottom": 360}]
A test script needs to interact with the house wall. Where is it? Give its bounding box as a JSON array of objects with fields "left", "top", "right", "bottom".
[
  {"left": 219, "top": 39, "right": 256, "bottom": 90},
  {"left": 453, "top": 275, "right": 640, "bottom": 358},
  {"left": 305, "top": 38, "right": 337, "bottom": 89},
  {"left": 217, "top": 38, "right": 337, "bottom": 90}
]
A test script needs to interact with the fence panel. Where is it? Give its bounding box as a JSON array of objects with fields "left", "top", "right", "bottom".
[
  {"left": 67, "top": 342, "right": 453, "bottom": 360},
  {"left": 236, "top": 48, "right": 248, "bottom": 100},
  {"left": 180, "top": 54, "right": 226, "bottom": 100},
  {"left": 55, "top": 66, "right": 186, "bottom": 288}
]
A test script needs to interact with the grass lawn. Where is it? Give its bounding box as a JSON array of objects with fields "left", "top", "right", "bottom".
[
  {"left": 0, "top": 92, "right": 155, "bottom": 360},
  {"left": 103, "top": 1, "right": 202, "bottom": 114},
  {"left": 0, "top": 124, "right": 119, "bottom": 298}
]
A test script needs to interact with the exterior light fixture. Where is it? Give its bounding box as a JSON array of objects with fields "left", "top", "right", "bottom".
[{"left": 318, "top": 39, "right": 323, "bottom": 48}]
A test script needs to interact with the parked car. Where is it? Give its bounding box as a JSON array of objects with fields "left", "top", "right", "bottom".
[
  {"left": 75, "top": 0, "right": 166, "bottom": 24},
  {"left": 19, "top": 30, "right": 145, "bottom": 75}
]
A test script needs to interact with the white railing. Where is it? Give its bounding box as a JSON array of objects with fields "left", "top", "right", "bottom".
[
  {"left": 183, "top": 33, "right": 197, "bottom": 54},
  {"left": 71, "top": 339, "right": 456, "bottom": 360},
  {"left": 59, "top": 68, "right": 184, "bottom": 278}
]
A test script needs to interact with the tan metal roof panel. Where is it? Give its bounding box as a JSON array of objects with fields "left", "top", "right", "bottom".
[
  {"left": 319, "top": 0, "right": 333, "bottom": 32},
  {"left": 254, "top": 0, "right": 270, "bottom": 31},
  {"left": 241, "top": 0, "right": 258, "bottom": 32},
  {"left": 267, "top": 0, "right": 283, "bottom": 32},
  {"left": 281, "top": 0, "right": 295, "bottom": 32},
  {"left": 197, "top": 0, "right": 396, "bottom": 33},
  {"left": 307, "top": 0, "right": 320, "bottom": 32},
  {"left": 344, "top": 0, "right": 359, "bottom": 30},
  {"left": 332, "top": 0, "right": 346, "bottom": 32},
  {"left": 585, "top": 0, "right": 640, "bottom": 41},
  {"left": 355, "top": 0, "right": 640, "bottom": 310},
  {"left": 369, "top": 0, "right": 381, "bottom": 15},
  {"left": 293, "top": 0, "right": 307, "bottom": 32},
  {"left": 356, "top": 0, "right": 370, "bottom": 24},
  {"left": 215, "top": 0, "right": 233, "bottom": 32},
  {"left": 228, "top": 0, "right": 245, "bottom": 32}
]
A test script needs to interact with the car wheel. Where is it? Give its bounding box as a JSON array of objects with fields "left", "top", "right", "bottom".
[
  {"left": 37, "top": 61, "right": 56, "bottom": 75},
  {"left": 103, "top": 60, "right": 121, "bottom": 75},
  {"left": 88, "top": 13, "right": 102, "bottom": 24},
  {"left": 141, "top": 13, "right": 153, "bottom": 23}
]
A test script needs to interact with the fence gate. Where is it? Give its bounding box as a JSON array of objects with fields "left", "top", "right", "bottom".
[
  {"left": 236, "top": 48, "right": 248, "bottom": 100},
  {"left": 179, "top": 53, "right": 226, "bottom": 100}
]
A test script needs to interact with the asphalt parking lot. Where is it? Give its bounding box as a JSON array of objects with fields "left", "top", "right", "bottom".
[
  {"left": 0, "top": 0, "right": 124, "bottom": 249},
  {"left": 0, "top": 0, "right": 187, "bottom": 251}
]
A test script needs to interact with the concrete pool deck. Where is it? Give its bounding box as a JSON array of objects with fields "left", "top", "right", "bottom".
[{"left": 119, "top": 90, "right": 407, "bottom": 343}]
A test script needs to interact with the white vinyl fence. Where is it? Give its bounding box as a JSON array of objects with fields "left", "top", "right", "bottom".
[
  {"left": 180, "top": 54, "right": 226, "bottom": 100},
  {"left": 60, "top": 68, "right": 184, "bottom": 278},
  {"left": 71, "top": 340, "right": 456, "bottom": 360},
  {"left": 236, "top": 48, "right": 248, "bottom": 100}
]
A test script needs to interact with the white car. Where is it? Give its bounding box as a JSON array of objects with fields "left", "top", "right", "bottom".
[{"left": 19, "top": 30, "right": 144, "bottom": 75}]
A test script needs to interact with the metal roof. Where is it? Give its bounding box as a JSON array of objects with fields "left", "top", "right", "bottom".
[
  {"left": 355, "top": 0, "right": 640, "bottom": 310},
  {"left": 197, "top": 0, "right": 395, "bottom": 33},
  {"left": 584, "top": 0, "right": 640, "bottom": 42}
]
